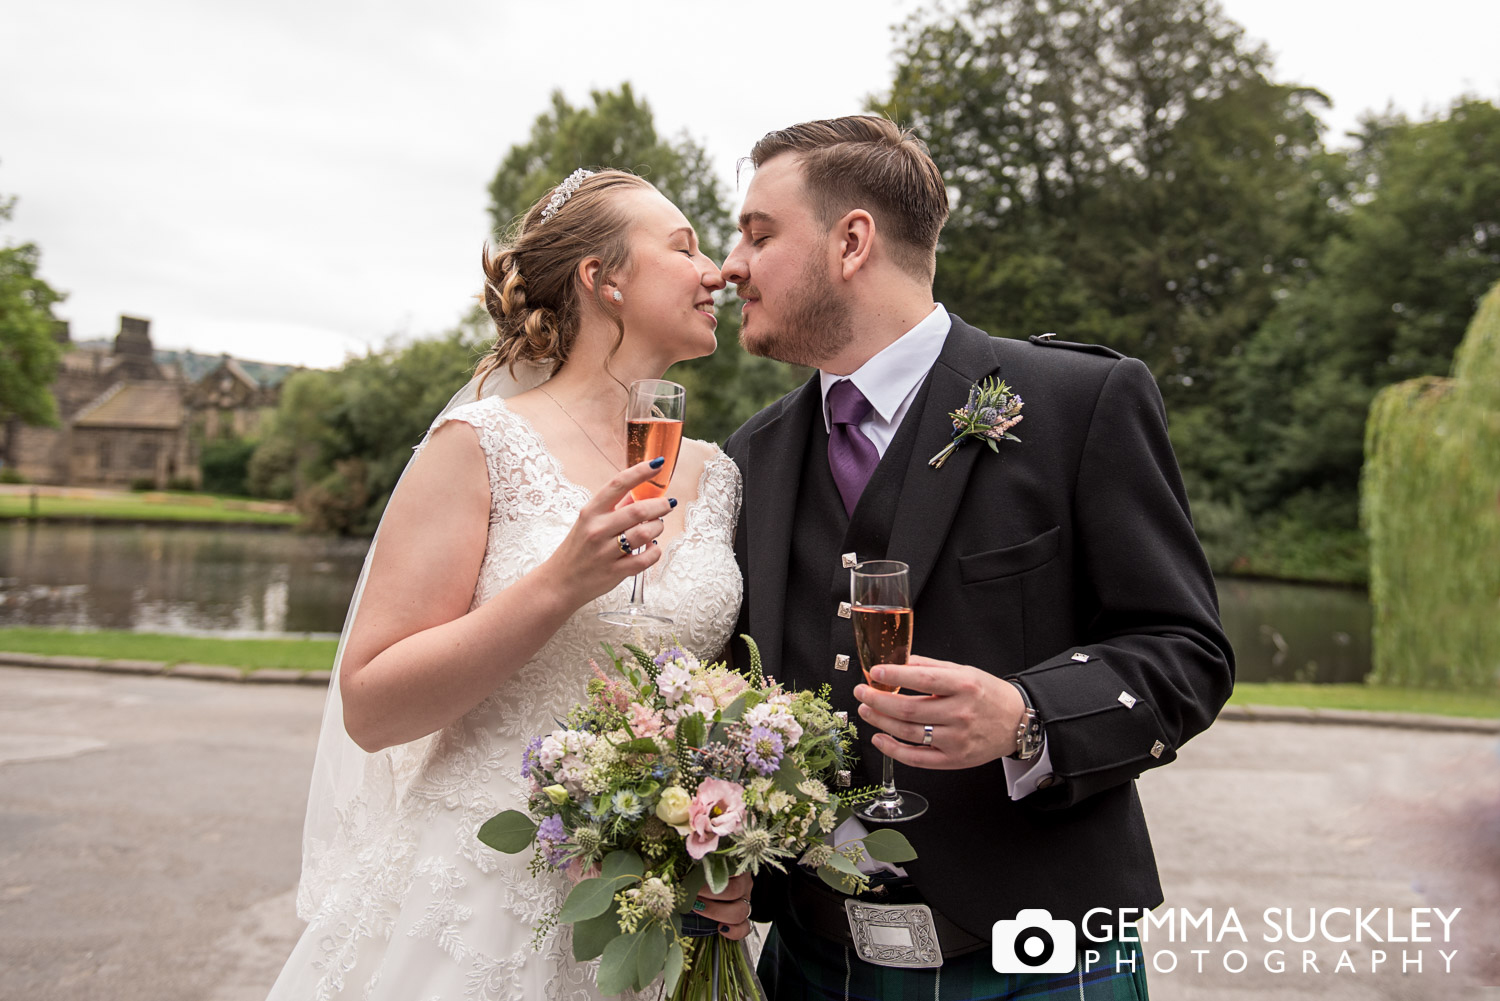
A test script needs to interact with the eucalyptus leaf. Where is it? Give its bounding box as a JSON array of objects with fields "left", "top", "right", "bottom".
[
  {"left": 822, "top": 851, "right": 863, "bottom": 877},
  {"left": 719, "top": 692, "right": 750, "bottom": 723},
  {"left": 476, "top": 810, "right": 537, "bottom": 854},
  {"left": 704, "top": 852, "right": 730, "bottom": 894},
  {"left": 674, "top": 863, "right": 708, "bottom": 913},
  {"left": 571, "top": 903, "right": 621, "bottom": 961},
  {"left": 860, "top": 828, "right": 919, "bottom": 864},
  {"left": 662, "top": 939, "right": 686, "bottom": 995},
  {"left": 597, "top": 931, "right": 656, "bottom": 996},
  {"left": 601, "top": 850, "right": 645, "bottom": 882},
  {"left": 595, "top": 936, "right": 635, "bottom": 997},
  {"left": 634, "top": 927, "right": 671, "bottom": 990},
  {"left": 817, "top": 863, "right": 858, "bottom": 893},
  {"left": 616, "top": 737, "right": 663, "bottom": 755},
  {"left": 772, "top": 761, "right": 806, "bottom": 793},
  {"left": 559, "top": 877, "right": 617, "bottom": 923}
]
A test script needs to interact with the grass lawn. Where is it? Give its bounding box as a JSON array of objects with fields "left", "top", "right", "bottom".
[
  {"left": 0, "top": 627, "right": 336, "bottom": 673},
  {"left": 0, "top": 491, "right": 301, "bottom": 526},
  {"left": 1230, "top": 682, "right": 1500, "bottom": 720},
  {"left": 1, "top": 627, "right": 1496, "bottom": 720}
]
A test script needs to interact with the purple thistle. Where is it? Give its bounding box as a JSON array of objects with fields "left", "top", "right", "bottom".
[{"left": 744, "top": 725, "right": 785, "bottom": 776}]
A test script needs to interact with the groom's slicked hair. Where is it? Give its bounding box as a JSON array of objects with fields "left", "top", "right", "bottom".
[{"left": 749, "top": 116, "right": 948, "bottom": 282}]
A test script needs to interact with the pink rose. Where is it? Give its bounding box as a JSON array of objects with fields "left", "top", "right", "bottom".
[
  {"left": 563, "top": 860, "right": 601, "bottom": 887},
  {"left": 685, "top": 778, "right": 746, "bottom": 859}
]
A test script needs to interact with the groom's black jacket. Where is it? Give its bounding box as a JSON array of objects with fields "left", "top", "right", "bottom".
[{"left": 724, "top": 316, "right": 1233, "bottom": 937}]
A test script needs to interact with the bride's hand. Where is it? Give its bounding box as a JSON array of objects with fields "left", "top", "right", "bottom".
[
  {"left": 694, "top": 872, "right": 754, "bottom": 941},
  {"left": 540, "top": 457, "right": 675, "bottom": 607}
]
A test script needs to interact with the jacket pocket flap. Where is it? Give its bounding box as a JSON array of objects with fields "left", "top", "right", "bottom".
[{"left": 958, "top": 526, "right": 1060, "bottom": 584}]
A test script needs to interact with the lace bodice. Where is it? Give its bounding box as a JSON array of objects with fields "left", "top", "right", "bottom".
[{"left": 271, "top": 397, "right": 742, "bottom": 1001}]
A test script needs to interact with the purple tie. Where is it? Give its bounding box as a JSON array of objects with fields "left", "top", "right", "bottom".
[{"left": 827, "top": 379, "right": 880, "bottom": 515}]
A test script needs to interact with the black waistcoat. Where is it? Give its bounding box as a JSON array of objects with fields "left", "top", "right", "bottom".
[{"left": 781, "top": 379, "right": 929, "bottom": 784}]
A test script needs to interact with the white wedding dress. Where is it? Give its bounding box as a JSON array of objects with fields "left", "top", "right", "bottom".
[{"left": 268, "top": 397, "right": 743, "bottom": 1001}]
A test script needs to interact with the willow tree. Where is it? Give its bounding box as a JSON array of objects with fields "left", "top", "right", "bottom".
[{"left": 1363, "top": 281, "right": 1500, "bottom": 689}]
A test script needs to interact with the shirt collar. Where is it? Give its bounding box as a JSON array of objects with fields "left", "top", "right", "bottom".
[{"left": 820, "top": 303, "right": 951, "bottom": 430}]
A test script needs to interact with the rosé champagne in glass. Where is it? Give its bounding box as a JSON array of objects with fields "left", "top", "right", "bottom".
[
  {"left": 625, "top": 417, "right": 683, "bottom": 500},
  {"left": 851, "top": 604, "right": 912, "bottom": 695},
  {"left": 851, "top": 560, "right": 928, "bottom": 822},
  {"left": 600, "top": 380, "right": 685, "bottom": 627}
]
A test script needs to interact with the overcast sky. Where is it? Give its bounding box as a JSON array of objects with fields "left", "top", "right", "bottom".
[{"left": 3, "top": 0, "right": 1497, "bottom": 370}]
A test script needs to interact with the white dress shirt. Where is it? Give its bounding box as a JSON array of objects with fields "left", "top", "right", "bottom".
[{"left": 817, "top": 303, "right": 1053, "bottom": 802}]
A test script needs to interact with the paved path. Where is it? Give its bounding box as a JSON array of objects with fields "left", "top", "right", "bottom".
[{"left": 1, "top": 667, "right": 1495, "bottom": 1000}]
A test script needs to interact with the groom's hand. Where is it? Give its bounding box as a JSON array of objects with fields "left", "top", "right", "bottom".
[
  {"left": 694, "top": 872, "right": 753, "bottom": 940},
  {"left": 853, "top": 655, "right": 1025, "bottom": 769}
]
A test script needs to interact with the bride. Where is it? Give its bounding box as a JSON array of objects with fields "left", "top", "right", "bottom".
[{"left": 268, "top": 169, "right": 751, "bottom": 1001}]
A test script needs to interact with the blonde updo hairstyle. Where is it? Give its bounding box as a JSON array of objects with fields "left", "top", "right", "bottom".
[{"left": 478, "top": 169, "right": 655, "bottom": 387}]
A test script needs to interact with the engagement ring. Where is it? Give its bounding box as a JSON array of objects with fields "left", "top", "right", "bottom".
[{"left": 922, "top": 724, "right": 934, "bottom": 746}]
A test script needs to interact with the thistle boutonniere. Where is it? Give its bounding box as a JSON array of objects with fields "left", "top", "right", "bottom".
[{"left": 928, "top": 377, "right": 1024, "bottom": 468}]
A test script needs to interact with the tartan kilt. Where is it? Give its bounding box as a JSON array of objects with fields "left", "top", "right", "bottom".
[{"left": 756, "top": 914, "right": 1149, "bottom": 1001}]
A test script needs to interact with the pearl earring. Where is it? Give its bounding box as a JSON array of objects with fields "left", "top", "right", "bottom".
[{"left": 612, "top": 290, "right": 623, "bottom": 303}]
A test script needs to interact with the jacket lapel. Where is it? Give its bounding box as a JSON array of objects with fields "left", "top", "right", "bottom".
[
  {"left": 743, "top": 377, "right": 821, "bottom": 666},
  {"left": 888, "top": 319, "right": 1002, "bottom": 603}
]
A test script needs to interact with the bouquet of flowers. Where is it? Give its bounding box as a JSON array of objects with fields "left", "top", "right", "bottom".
[{"left": 478, "top": 636, "right": 917, "bottom": 999}]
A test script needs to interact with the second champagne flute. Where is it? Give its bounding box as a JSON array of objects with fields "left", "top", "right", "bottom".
[
  {"left": 598, "top": 379, "right": 685, "bottom": 627},
  {"left": 850, "top": 560, "right": 928, "bottom": 822}
]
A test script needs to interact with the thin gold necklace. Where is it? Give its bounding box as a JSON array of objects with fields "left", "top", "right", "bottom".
[{"left": 538, "top": 386, "right": 624, "bottom": 472}]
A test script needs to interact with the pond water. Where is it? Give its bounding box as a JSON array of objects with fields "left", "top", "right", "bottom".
[
  {"left": 0, "top": 523, "right": 1372, "bottom": 682},
  {"left": 0, "top": 523, "right": 369, "bottom": 638}
]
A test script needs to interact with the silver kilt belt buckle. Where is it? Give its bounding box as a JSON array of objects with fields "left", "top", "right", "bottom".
[{"left": 843, "top": 899, "right": 944, "bottom": 968}]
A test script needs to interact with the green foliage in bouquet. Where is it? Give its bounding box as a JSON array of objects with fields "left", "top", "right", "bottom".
[{"left": 476, "top": 635, "right": 916, "bottom": 997}]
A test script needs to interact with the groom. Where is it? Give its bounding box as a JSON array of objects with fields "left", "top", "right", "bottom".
[{"left": 722, "top": 116, "right": 1233, "bottom": 998}]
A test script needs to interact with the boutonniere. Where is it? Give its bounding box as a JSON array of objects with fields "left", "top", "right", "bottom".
[{"left": 929, "top": 377, "right": 1024, "bottom": 468}]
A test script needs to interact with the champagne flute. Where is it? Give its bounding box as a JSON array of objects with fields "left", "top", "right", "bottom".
[
  {"left": 599, "top": 379, "right": 685, "bottom": 627},
  {"left": 851, "top": 560, "right": 928, "bottom": 823}
]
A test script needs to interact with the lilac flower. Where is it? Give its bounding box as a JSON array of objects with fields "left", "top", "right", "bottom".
[
  {"left": 744, "top": 725, "right": 785, "bottom": 776},
  {"left": 536, "top": 813, "right": 569, "bottom": 868},
  {"left": 653, "top": 647, "right": 689, "bottom": 667},
  {"left": 520, "top": 735, "right": 544, "bottom": 781}
]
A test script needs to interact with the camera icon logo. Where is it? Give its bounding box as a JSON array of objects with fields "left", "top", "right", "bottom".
[{"left": 992, "top": 908, "right": 1077, "bottom": 974}]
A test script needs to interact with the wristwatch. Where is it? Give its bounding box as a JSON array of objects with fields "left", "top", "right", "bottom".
[{"left": 1008, "top": 682, "right": 1044, "bottom": 761}]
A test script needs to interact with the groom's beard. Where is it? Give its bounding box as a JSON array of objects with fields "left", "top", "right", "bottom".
[{"left": 738, "top": 255, "right": 854, "bottom": 369}]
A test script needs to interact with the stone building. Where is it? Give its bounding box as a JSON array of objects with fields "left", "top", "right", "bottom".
[{"left": 2, "top": 315, "right": 282, "bottom": 489}]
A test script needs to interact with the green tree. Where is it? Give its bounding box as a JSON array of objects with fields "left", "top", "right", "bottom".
[
  {"left": 486, "top": 83, "right": 804, "bottom": 444},
  {"left": 872, "top": 0, "right": 1344, "bottom": 580},
  {"left": 1228, "top": 98, "right": 1500, "bottom": 558},
  {"left": 248, "top": 325, "right": 484, "bottom": 533},
  {"left": 487, "top": 83, "right": 731, "bottom": 257},
  {"left": 200, "top": 434, "right": 258, "bottom": 496},
  {"left": 873, "top": 0, "right": 1331, "bottom": 390},
  {"left": 0, "top": 191, "right": 66, "bottom": 459}
]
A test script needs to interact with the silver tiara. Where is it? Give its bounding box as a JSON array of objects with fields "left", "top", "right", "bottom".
[{"left": 540, "top": 168, "right": 596, "bottom": 222}]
